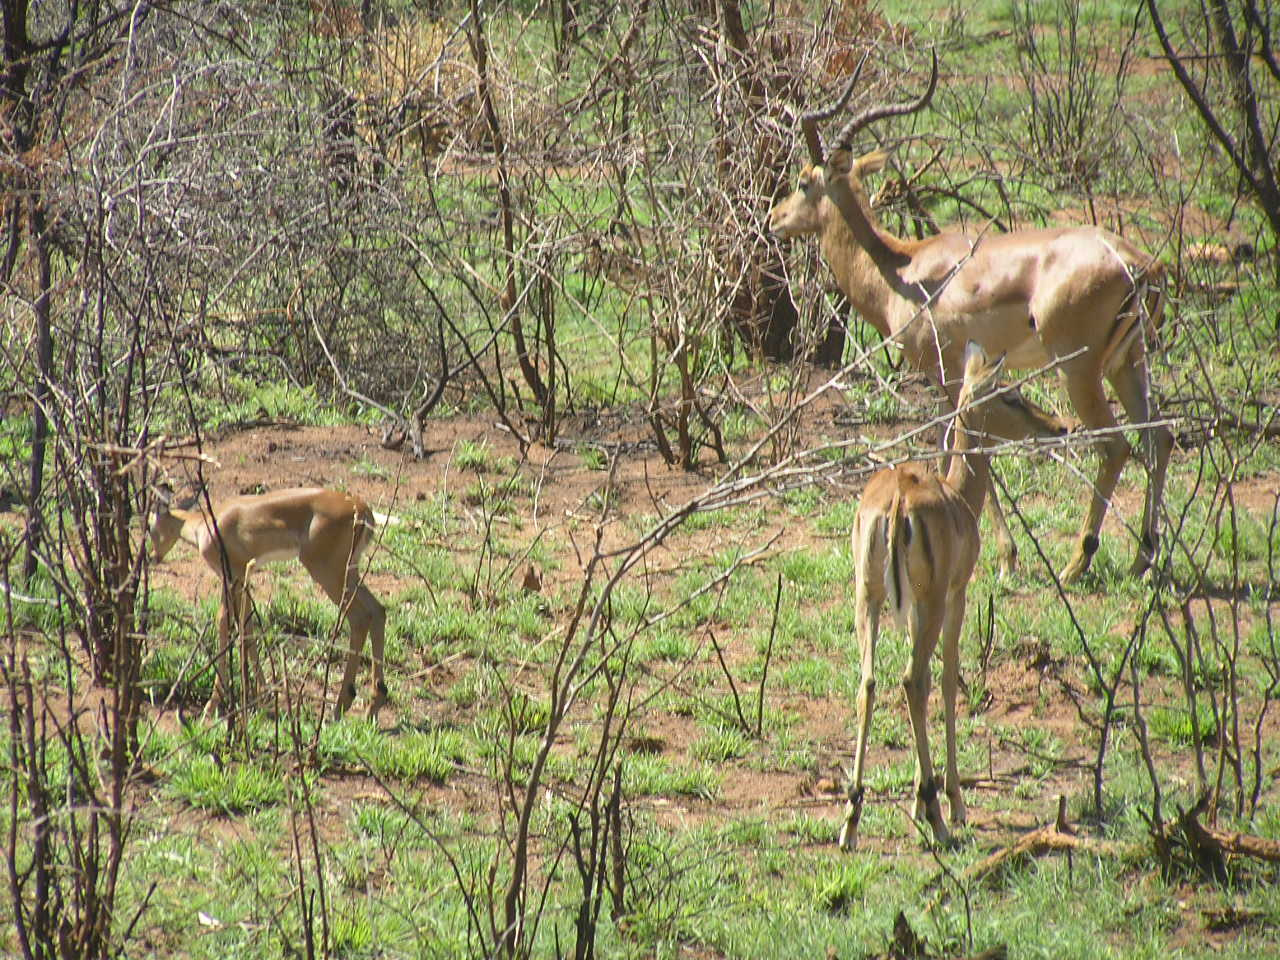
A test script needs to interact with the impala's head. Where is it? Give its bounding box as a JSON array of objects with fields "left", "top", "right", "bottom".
[
  {"left": 149, "top": 505, "right": 183, "bottom": 564},
  {"left": 148, "top": 489, "right": 197, "bottom": 563},
  {"left": 768, "top": 151, "right": 889, "bottom": 239},
  {"left": 956, "top": 341, "right": 1072, "bottom": 443},
  {"left": 768, "top": 163, "right": 825, "bottom": 238}
]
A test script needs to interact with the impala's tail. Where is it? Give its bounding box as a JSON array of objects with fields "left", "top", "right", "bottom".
[
  {"left": 1142, "top": 262, "right": 1169, "bottom": 335},
  {"left": 885, "top": 491, "right": 916, "bottom": 631},
  {"left": 1102, "top": 261, "right": 1167, "bottom": 376},
  {"left": 351, "top": 506, "right": 378, "bottom": 560}
]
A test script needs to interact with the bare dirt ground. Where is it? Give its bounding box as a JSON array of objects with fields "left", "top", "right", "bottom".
[{"left": 143, "top": 379, "right": 1280, "bottom": 876}]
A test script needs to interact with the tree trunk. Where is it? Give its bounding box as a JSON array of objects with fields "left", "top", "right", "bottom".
[
  {"left": 1148, "top": 0, "right": 1280, "bottom": 293},
  {"left": 23, "top": 204, "right": 51, "bottom": 582},
  {"left": 717, "top": 0, "right": 804, "bottom": 362}
]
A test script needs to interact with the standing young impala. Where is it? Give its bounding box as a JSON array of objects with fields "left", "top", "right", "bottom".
[
  {"left": 841, "top": 342, "right": 1068, "bottom": 850},
  {"left": 770, "top": 54, "right": 1173, "bottom": 583},
  {"left": 150, "top": 487, "right": 388, "bottom": 720}
]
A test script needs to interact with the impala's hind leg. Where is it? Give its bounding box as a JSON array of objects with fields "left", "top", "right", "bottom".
[
  {"left": 842, "top": 516, "right": 885, "bottom": 852},
  {"left": 236, "top": 560, "right": 264, "bottom": 709},
  {"left": 1108, "top": 353, "right": 1172, "bottom": 578},
  {"left": 903, "top": 605, "right": 950, "bottom": 846},
  {"left": 940, "top": 586, "right": 967, "bottom": 827},
  {"left": 303, "top": 552, "right": 387, "bottom": 720},
  {"left": 349, "top": 581, "right": 387, "bottom": 718},
  {"left": 1059, "top": 361, "right": 1128, "bottom": 583}
]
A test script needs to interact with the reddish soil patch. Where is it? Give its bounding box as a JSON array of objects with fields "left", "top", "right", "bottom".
[
  {"left": 131, "top": 371, "right": 1280, "bottom": 860},
  {"left": 0, "top": 357, "right": 1250, "bottom": 878}
]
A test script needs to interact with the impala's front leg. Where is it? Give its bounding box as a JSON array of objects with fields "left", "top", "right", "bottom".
[
  {"left": 237, "top": 561, "right": 262, "bottom": 709},
  {"left": 984, "top": 476, "right": 1019, "bottom": 577},
  {"left": 211, "top": 588, "right": 234, "bottom": 714},
  {"left": 212, "top": 568, "right": 254, "bottom": 715},
  {"left": 941, "top": 364, "right": 1019, "bottom": 577}
]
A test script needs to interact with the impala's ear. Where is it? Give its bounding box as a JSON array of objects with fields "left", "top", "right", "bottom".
[
  {"left": 962, "top": 340, "right": 1007, "bottom": 394},
  {"left": 152, "top": 483, "right": 201, "bottom": 514},
  {"left": 963, "top": 340, "right": 988, "bottom": 370},
  {"left": 150, "top": 483, "right": 174, "bottom": 513},
  {"left": 853, "top": 150, "right": 890, "bottom": 177}
]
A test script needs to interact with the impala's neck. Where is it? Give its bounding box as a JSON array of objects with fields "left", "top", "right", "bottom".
[
  {"left": 945, "top": 413, "right": 991, "bottom": 520},
  {"left": 172, "top": 508, "right": 208, "bottom": 547},
  {"left": 819, "top": 207, "right": 895, "bottom": 338},
  {"left": 822, "top": 174, "right": 921, "bottom": 310}
]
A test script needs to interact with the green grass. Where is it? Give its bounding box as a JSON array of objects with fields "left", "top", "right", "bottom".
[
  {"left": 167, "top": 756, "right": 285, "bottom": 813},
  {"left": 623, "top": 754, "right": 722, "bottom": 800},
  {"left": 813, "top": 856, "right": 884, "bottom": 915},
  {"left": 184, "top": 374, "right": 349, "bottom": 432},
  {"left": 814, "top": 498, "right": 859, "bottom": 537},
  {"left": 120, "top": 373, "right": 1280, "bottom": 955},
  {"left": 0, "top": 410, "right": 33, "bottom": 465},
  {"left": 139, "top": 639, "right": 215, "bottom": 703},
  {"left": 452, "top": 438, "right": 503, "bottom": 473},
  {"left": 373, "top": 729, "right": 467, "bottom": 782},
  {"left": 313, "top": 716, "right": 471, "bottom": 783},
  {"left": 578, "top": 444, "right": 607, "bottom": 470},
  {"left": 780, "top": 811, "right": 837, "bottom": 845},
  {"left": 1147, "top": 703, "right": 1219, "bottom": 748},
  {"left": 0, "top": 567, "right": 73, "bottom": 638},
  {"left": 351, "top": 455, "right": 390, "bottom": 480},
  {"left": 773, "top": 547, "right": 851, "bottom": 595},
  {"left": 633, "top": 626, "right": 697, "bottom": 662},
  {"left": 690, "top": 724, "right": 752, "bottom": 763},
  {"left": 779, "top": 657, "right": 836, "bottom": 697}
]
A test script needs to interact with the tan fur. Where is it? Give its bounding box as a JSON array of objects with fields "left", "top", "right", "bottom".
[
  {"left": 771, "top": 150, "right": 1173, "bottom": 582},
  {"left": 151, "top": 487, "right": 388, "bottom": 720},
  {"left": 841, "top": 344, "right": 1067, "bottom": 850}
]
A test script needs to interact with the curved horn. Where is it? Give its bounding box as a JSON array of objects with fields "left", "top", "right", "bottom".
[
  {"left": 799, "top": 50, "right": 870, "bottom": 164},
  {"left": 829, "top": 49, "right": 938, "bottom": 155}
]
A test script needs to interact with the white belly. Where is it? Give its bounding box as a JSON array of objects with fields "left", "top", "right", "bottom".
[
  {"left": 898, "top": 303, "right": 1046, "bottom": 372},
  {"left": 254, "top": 546, "right": 301, "bottom": 565}
]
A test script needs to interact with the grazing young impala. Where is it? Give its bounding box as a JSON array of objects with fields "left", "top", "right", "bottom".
[
  {"left": 770, "top": 54, "right": 1172, "bottom": 583},
  {"left": 150, "top": 487, "right": 388, "bottom": 720},
  {"left": 840, "top": 342, "right": 1069, "bottom": 850}
]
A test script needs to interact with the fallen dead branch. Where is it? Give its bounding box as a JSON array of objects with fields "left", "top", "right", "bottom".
[
  {"left": 1179, "top": 410, "right": 1280, "bottom": 441},
  {"left": 960, "top": 796, "right": 1123, "bottom": 890},
  {"left": 1156, "top": 793, "right": 1280, "bottom": 883},
  {"left": 1193, "top": 824, "right": 1280, "bottom": 862},
  {"left": 930, "top": 792, "right": 1280, "bottom": 914}
]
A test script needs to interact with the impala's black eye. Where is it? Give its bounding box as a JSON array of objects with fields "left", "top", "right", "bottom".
[{"left": 1000, "top": 392, "right": 1026, "bottom": 410}]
